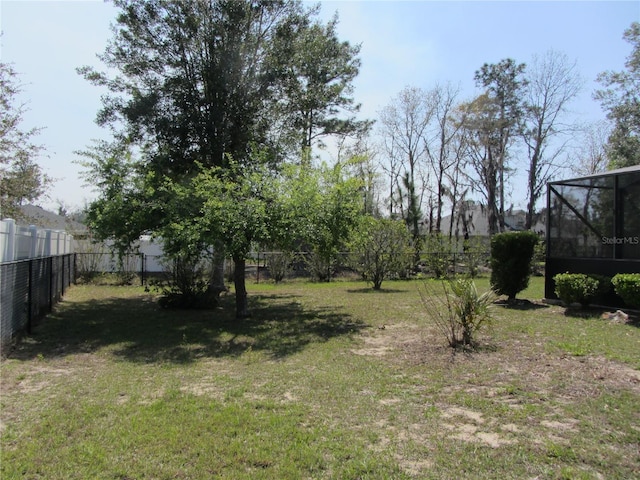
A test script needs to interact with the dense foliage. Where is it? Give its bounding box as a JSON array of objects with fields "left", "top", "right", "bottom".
[
  {"left": 79, "top": 0, "right": 366, "bottom": 317},
  {"left": 490, "top": 231, "right": 539, "bottom": 300},
  {"left": 612, "top": 273, "right": 640, "bottom": 308},
  {"left": 0, "top": 62, "right": 49, "bottom": 219},
  {"left": 595, "top": 22, "right": 640, "bottom": 168},
  {"left": 348, "top": 216, "right": 412, "bottom": 289},
  {"left": 553, "top": 273, "right": 606, "bottom": 308}
]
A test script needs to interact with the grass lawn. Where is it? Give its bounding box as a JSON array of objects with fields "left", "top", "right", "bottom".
[{"left": 1, "top": 276, "right": 639, "bottom": 479}]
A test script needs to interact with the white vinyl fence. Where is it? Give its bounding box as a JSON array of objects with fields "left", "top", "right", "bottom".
[
  {"left": 1, "top": 218, "right": 75, "bottom": 353},
  {"left": 1, "top": 218, "right": 73, "bottom": 262}
]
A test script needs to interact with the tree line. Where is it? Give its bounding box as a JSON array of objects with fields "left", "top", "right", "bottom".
[
  {"left": 1, "top": 1, "right": 638, "bottom": 318},
  {"left": 375, "top": 53, "right": 581, "bottom": 240}
]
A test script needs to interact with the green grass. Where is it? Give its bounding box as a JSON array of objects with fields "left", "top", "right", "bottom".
[{"left": 2, "top": 276, "right": 639, "bottom": 479}]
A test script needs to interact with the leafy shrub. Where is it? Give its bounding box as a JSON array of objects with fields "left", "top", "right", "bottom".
[
  {"left": 612, "top": 273, "right": 640, "bottom": 308},
  {"left": 157, "top": 254, "right": 218, "bottom": 309},
  {"left": 419, "top": 278, "right": 497, "bottom": 348},
  {"left": 553, "top": 273, "right": 600, "bottom": 307},
  {"left": 265, "top": 252, "right": 292, "bottom": 283},
  {"left": 590, "top": 274, "right": 612, "bottom": 300},
  {"left": 531, "top": 240, "right": 546, "bottom": 276},
  {"left": 423, "top": 234, "right": 452, "bottom": 279},
  {"left": 348, "top": 217, "right": 413, "bottom": 289},
  {"left": 490, "top": 231, "right": 539, "bottom": 300},
  {"left": 462, "top": 236, "right": 489, "bottom": 278},
  {"left": 303, "top": 251, "right": 336, "bottom": 282}
]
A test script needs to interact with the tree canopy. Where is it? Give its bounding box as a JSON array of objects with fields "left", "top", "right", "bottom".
[
  {"left": 0, "top": 62, "right": 49, "bottom": 219},
  {"left": 80, "top": 0, "right": 367, "bottom": 317},
  {"left": 595, "top": 21, "right": 640, "bottom": 169}
]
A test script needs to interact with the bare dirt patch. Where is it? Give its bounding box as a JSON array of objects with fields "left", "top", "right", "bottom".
[
  {"left": 366, "top": 317, "right": 640, "bottom": 401},
  {"left": 355, "top": 310, "right": 640, "bottom": 470}
]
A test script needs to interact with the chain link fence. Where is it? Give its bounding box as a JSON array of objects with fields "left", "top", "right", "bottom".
[
  {"left": 73, "top": 249, "right": 494, "bottom": 285},
  {"left": 1, "top": 254, "right": 75, "bottom": 353},
  {"left": 1, "top": 249, "right": 495, "bottom": 352}
]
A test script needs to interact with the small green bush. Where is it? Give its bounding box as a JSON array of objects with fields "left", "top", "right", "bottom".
[
  {"left": 553, "top": 273, "right": 601, "bottom": 307},
  {"left": 265, "top": 251, "right": 293, "bottom": 283},
  {"left": 462, "top": 236, "right": 488, "bottom": 278},
  {"left": 349, "top": 217, "right": 413, "bottom": 289},
  {"left": 531, "top": 240, "right": 546, "bottom": 276},
  {"left": 423, "top": 234, "right": 452, "bottom": 279},
  {"left": 612, "top": 273, "right": 640, "bottom": 308},
  {"left": 490, "top": 231, "right": 539, "bottom": 300}
]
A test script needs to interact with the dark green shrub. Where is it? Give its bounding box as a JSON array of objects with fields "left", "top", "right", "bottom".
[
  {"left": 553, "top": 273, "right": 599, "bottom": 307},
  {"left": 612, "top": 273, "right": 640, "bottom": 308},
  {"left": 157, "top": 255, "right": 218, "bottom": 309},
  {"left": 490, "top": 231, "right": 539, "bottom": 300}
]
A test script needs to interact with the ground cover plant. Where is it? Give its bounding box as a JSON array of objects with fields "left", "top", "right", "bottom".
[{"left": 1, "top": 277, "right": 639, "bottom": 479}]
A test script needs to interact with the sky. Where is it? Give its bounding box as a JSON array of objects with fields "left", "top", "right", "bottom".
[{"left": 1, "top": 0, "right": 639, "bottom": 214}]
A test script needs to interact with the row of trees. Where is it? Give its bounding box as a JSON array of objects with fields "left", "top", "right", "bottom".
[
  {"left": 376, "top": 53, "right": 581, "bottom": 240},
  {"left": 0, "top": 63, "right": 50, "bottom": 219},
  {"left": 77, "top": 9, "right": 640, "bottom": 318},
  {"left": 373, "top": 23, "right": 639, "bottom": 241},
  {"left": 2, "top": 0, "right": 638, "bottom": 316}
]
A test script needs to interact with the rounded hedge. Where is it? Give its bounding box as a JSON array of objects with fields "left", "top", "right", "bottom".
[
  {"left": 612, "top": 273, "right": 640, "bottom": 308},
  {"left": 553, "top": 273, "right": 600, "bottom": 307}
]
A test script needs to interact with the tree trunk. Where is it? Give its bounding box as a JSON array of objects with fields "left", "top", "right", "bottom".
[
  {"left": 233, "top": 254, "right": 250, "bottom": 319},
  {"left": 210, "top": 241, "right": 226, "bottom": 287},
  {"left": 486, "top": 149, "right": 499, "bottom": 236},
  {"left": 525, "top": 161, "right": 537, "bottom": 230},
  {"left": 206, "top": 242, "right": 227, "bottom": 304},
  {"left": 525, "top": 139, "right": 542, "bottom": 230}
]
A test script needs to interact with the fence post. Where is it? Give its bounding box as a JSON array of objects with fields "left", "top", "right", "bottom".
[
  {"left": 44, "top": 229, "right": 52, "bottom": 256},
  {"left": 27, "top": 259, "right": 33, "bottom": 334},
  {"left": 61, "top": 255, "right": 66, "bottom": 297},
  {"left": 3, "top": 219, "right": 16, "bottom": 262},
  {"left": 256, "top": 251, "right": 260, "bottom": 284},
  {"left": 140, "top": 253, "right": 145, "bottom": 286},
  {"left": 48, "top": 256, "right": 54, "bottom": 312},
  {"left": 29, "top": 225, "right": 38, "bottom": 258}
]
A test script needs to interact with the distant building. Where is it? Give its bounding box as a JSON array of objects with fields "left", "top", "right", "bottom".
[
  {"left": 438, "top": 202, "right": 546, "bottom": 238},
  {"left": 18, "top": 204, "right": 87, "bottom": 236}
]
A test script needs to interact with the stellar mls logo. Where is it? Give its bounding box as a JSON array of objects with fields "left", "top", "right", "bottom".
[{"left": 601, "top": 236, "right": 640, "bottom": 245}]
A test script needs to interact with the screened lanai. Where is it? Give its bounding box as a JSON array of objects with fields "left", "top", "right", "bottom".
[{"left": 545, "top": 165, "right": 640, "bottom": 306}]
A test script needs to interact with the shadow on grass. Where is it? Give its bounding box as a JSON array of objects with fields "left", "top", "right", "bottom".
[
  {"left": 495, "top": 299, "right": 550, "bottom": 311},
  {"left": 346, "top": 287, "right": 408, "bottom": 294},
  {"left": 8, "top": 291, "right": 367, "bottom": 364},
  {"left": 562, "top": 306, "right": 640, "bottom": 327}
]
